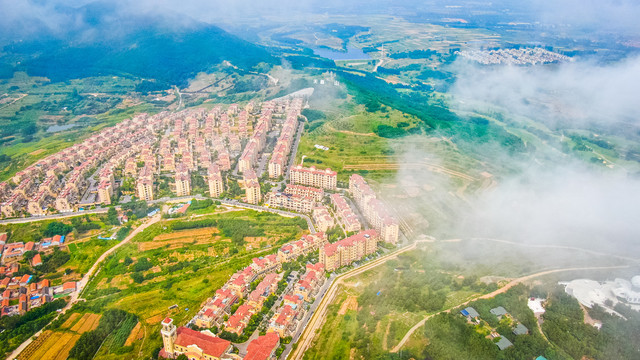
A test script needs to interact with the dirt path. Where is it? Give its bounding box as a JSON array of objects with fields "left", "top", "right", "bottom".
[
  {"left": 389, "top": 264, "right": 630, "bottom": 353},
  {"left": 324, "top": 123, "right": 377, "bottom": 137},
  {"left": 342, "top": 162, "right": 477, "bottom": 182}
]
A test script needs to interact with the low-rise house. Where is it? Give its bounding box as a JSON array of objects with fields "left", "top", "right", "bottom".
[{"left": 245, "top": 332, "right": 280, "bottom": 360}]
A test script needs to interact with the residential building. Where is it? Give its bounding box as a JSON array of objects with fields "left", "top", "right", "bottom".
[
  {"left": 175, "top": 165, "right": 191, "bottom": 197},
  {"left": 267, "top": 192, "right": 314, "bottom": 213},
  {"left": 289, "top": 165, "right": 337, "bottom": 190},
  {"left": 243, "top": 169, "right": 261, "bottom": 205},
  {"left": 312, "top": 206, "right": 335, "bottom": 232},
  {"left": 330, "top": 193, "right": 361, "bottom": 232},
  {"left": 349, "top": 174, "right": 399, "bottom": 244},
  {"left": 207, "top": 165, "right": 224, "bottom": 198},
  {"left": 320, "top": 230, "right": 378, "bottom": 271},
  {"left": 160, "top": 318, "right": 232, "bottom": 360},
  {"left": 245, "top": 332, "right": 280, "bottom": 360}
]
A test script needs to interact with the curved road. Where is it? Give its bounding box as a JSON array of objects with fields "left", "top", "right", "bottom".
[
  {"left": 7, "top": 214, "right": 162, "bottom": 360},
  {"left": 389, "top": 264, "right": 631, "bottom": 353},
  {"left": 287, "top": 240, "right": 429, "bottom": 360}
]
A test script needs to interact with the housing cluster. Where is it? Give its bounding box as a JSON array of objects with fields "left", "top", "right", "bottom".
[
  {"left": 458, "top": 47, "right": 570, "bottom": 65},
  {"left": 0, "top": 232, "right": 77, "bottom": 317},
  {"left": 0, "top": 97, "right": 304, "bottom": 217}
]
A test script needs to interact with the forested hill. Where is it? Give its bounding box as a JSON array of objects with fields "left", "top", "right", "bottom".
[{"left": 0, "top": 3, "right": 276, "bottom": 86}]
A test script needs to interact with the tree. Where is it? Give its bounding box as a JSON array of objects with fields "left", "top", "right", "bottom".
[
  {"left": 106, "top": 207, "right": 120, "bottom": 225},
  {"left": 43, "top": 221, "right": 72, "bottom": 237},
  {"left": 176, "top": 355, "right": 188, "bottom": 360},
  {"left": 131, "top": 272, "right": 144, "bottom": 284}
]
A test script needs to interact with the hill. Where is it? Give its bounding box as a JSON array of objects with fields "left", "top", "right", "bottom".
[{"left": 0, "top": 2, "right": 276, "bottom": 87}]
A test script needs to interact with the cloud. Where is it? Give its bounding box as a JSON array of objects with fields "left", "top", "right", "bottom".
[
  {"left": 456, "top": 164, "right": 640, "bottom": 256},
  {"left": 448, "top": 55, "right": 640, "bottom": 133}
]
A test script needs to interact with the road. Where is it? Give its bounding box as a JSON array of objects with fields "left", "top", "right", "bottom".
[
  {"left": 287, "top": 241, "right": 426, "bottom": 360},
  {"left": 389, "top": 264, "right": 631, "bottom": 353},
  {"left": 280, "top": 273, "right": 335, "bottom": 360},
  {"left": 6, "top": 214, "right": 162, "bottom": 360},
  {"left": 0, "top": 207, "right": 111, "bottom": 224}
]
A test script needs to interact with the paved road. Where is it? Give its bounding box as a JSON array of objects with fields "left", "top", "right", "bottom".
[
  {"left": 0, "top": 207, "right": 111, "bottom": 224},
  {"left": 287, "top": 241, "right": 423, "bottom": 360},
  {"left": 0, "top": 194, "right": 205, "bottom": 225},
  {"left": 6, "top": 214, "right": 162, "bottom": 360},
  {"left": 280, "top": 273, "right": 335, "bottom": 360},
  {"left": 285, "top": 121, "right": 305, "bottom": 182}
]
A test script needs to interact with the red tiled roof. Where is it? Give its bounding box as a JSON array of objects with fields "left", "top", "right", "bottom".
[
  {"left": 62, "top": 281, "right": 76, "bottom": 290},
  {"left": 245, "top": 332, "right": 280, "bottom": 360},
  {"left": 175, "top": 327, "right": 230, "bottom": 358},
  {"left": 31, "top": 254, "right": 42, "bottom": 266}
]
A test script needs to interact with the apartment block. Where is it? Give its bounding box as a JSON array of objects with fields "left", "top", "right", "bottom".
[
  {"left": 289, "top": 165, "right": 337, "bottom": 190},
  {"left": 330, "top": 193, "right": 361, "bottom": 232},
  {"left": 320, "top": 230, "right": 378, "bottom": 271},
  {"left": 207, "top": 165, "right": 224, "bottom": 198},
  {"left": 349, "top": 174, "right": 399, "bottom": 244}
]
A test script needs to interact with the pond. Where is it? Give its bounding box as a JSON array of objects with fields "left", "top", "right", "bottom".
[
  {"left": 46, "top": 124, "right": 77, "bottom": 133},
  {"left": 313, "top": 45, "right": 371, "bottom": 61}
]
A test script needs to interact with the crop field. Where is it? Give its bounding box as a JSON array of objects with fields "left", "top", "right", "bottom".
[
  {"left": 60, "top": 313, "right": 81, "bottom": 329},
  {"left": 76, "top": 209, "right": 308, "bottom": 359},
  {"left": 139, "top": 227, "right": 228, "bottom": 251},
  {"left": 18, "top": 330, "right": 80, "bottom": 360},
  {"left": 69, "top": 313, "right": 102, "bottom": 334},
  {"left": 124, "top": 322, "right": 143, "bottom": 346}
]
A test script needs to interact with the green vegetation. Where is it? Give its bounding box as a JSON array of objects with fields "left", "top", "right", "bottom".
[
  {"left": 74, "top": 209, "right": 307, "bottom": 359},
  {"left": 0, "top": 299, "right": 67, "bottom": 357},
  {"left": 68, "top": 309, "right": 134, "bottom": 360},
  {"left": 305, "top": 249, "right": 490, "bottom": 360}
]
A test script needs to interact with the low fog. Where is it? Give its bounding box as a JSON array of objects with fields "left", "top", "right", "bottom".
[
  {"left": 448, "top": 55, "right": 640, "bottom": 133},
  {"left": 397, "top": 54, "right": 640, "bottom": 261},
  {"left": 458, "top": 164, "right": 640, "bottom": 256}
]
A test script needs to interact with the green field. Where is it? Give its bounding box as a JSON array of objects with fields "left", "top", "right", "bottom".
[{"left": 77, "top": 209, "right": 308, "bottom": 359}]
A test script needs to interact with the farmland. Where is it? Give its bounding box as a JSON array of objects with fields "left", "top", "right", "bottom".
[
  {"left": 17, "top": 312, "right": 102, "bottom": 360},
  {"left": 67, "top": 208, "right": 309, "bottom": 359}
]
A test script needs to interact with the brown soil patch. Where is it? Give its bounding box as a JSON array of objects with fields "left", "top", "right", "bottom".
[
  {"left": 146, "top": 314, "right": 163, "bottom": 324},
  {"left": 124, "top": 321, "right": 142, "bottom": 346},
  {"left": 154, "top": 227, "right": 219, "bottom": 241},
  {"left": 338, "top": 296, "right": 358, "bottom": 315},
  {"left": 28, "top": 149, "right": 46, "bottom": 156},
  {"left": 140, "top": 227, "right": 227, "bottom": 251}
]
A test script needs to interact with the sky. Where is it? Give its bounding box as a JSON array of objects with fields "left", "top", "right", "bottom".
[{"left": 3, "top": 0, "right": 640, "bottom": 39}]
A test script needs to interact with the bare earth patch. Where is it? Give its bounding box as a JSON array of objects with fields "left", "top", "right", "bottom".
[{"left": 338, "top": 296, "right": 359, "bottom": 315}]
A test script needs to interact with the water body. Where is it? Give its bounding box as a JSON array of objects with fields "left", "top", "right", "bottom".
[
  {"left": 46, "top": 124, "right": 76, "bottom": 133},
  {"left": 313, "top": 45, "right": 371, "bottom": 61}
]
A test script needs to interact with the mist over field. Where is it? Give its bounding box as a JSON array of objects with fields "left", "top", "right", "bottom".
[{"left": 448, "top": 56, "right": 640, "bottom": 132}]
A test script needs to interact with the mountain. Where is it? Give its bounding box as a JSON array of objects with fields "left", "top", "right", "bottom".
[{"left": 0, "top": 2, "right": 277, "bottom": 86}]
